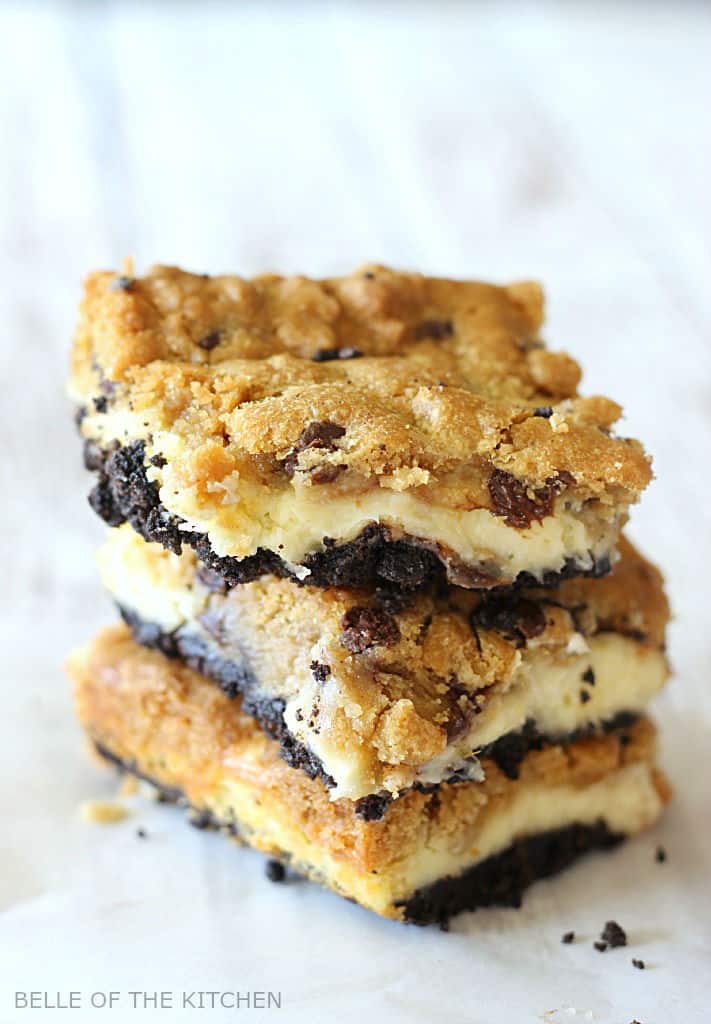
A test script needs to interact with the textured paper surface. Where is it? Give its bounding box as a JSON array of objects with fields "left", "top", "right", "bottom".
[{"left": 1, "top": 3, "right": 710, "bottom": 1021}]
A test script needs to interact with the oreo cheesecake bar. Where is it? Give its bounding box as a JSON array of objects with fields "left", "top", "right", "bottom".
[
  {"left": 70, "top": 264, "right": 651, "bottom": 591},
  {"left": 69, "top": 626, "right": 670, "bottom": 924},
  {"left": 98, "top": 526, "right": 669, "bottom": 808}
]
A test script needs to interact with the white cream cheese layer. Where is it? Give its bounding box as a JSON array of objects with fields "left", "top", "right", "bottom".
[{"left": 83, "top": 409, "right": 616, "bottom": 582}]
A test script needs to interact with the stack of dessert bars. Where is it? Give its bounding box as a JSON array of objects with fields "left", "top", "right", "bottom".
[{"left": 67, "top": 265, "right": 670, "bottom": 925}]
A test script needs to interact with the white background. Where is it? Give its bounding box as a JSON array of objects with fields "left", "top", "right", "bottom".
[{"left": 1, "top": 2, "right": 710, "bottom": 1022}]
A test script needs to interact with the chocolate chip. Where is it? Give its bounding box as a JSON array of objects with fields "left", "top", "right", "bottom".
[
  {"left": 136, "top": 828, "right": 148, "bottom": 839},
  {"left": 552, "top": 469, "right": 577, "bottom": 489},
  {"left": 414, "top": 319, "right": 454, "bottom": 341},
  {"left": 265, "top": 859, "right": 286, "bottom": 883},
  {"left": 600, "top": 920, "right": 627, "bottom": 948},
  {"left": 149, "top": 453, "right": 167, "bottom": 468},
  {"left": 488, "top": 469, "right": 556, "bottom": 529},
  {"left": 310, "top": 661, "right": 331, "bottom": 682},
  {"left": 533, "top": 406, "right": 553, "bottom": 418},
  {"left": 594, "top": 941, "right": 608, "bottom": 952},
  {"left": 111, "top": 275, "right": 135, "bottom": 292},
  {"left": 340, "top": 605, "right": 400, "bottom": 654},
  {"left": 470, "top": 596, "right": 547, "bottom": 647},
  {"left": 283, "top": 421, "right": 346, "bottom": 477},
  {"left": 308, "top": 463, "right": 345, "bottom": 485},
  {"left": 94, "top": 395, "right": 109, "bottom": 413},
  {"left": 561, "top": 931, "right": 575, "bottom": 944},
  {"left": 197, "top": 330, "right": 221, "bottom": 351},
  {"left": 297, "top": 421, "right": 346, "bottom": 449},
  {"left": 312, "top": 346, "right": 363, "bottom": 362},
  {"left": 632, "top": 958, "right": 645, "bottom": 970},
  {"left": 363, "top": 271, "right": 375, "bottom": 279},
  {"left": 655, "top": 845, "right": 667, "bottom": 863},
  {"left": 580, "top": 689, "right": 591, "bottom": 704},
  {"left": 444, "top": 692, "right": 472, "bottom": 741},
  {"left": 582, "top": 667, "right": 596, "bottom": 685}
]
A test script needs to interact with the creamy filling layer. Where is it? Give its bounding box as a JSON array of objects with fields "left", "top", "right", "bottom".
[{"left": 83, "top": 411, "right": 618, "bottom": 581}]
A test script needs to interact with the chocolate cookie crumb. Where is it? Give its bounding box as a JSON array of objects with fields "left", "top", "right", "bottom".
[
  {"left": 632, "top": 958, "right": 645, "bottom": 970},
  {"left": 600, "top": 920, "right": 627, "bottom": 948},
  {"left": 561, "top": 931, "right": 575, "bottom": 944},
  {"left": 340, "top": 605, "right": 401, "bottom": 653},
  {"left": 533, "top": 406, "right": 553, "bottom": 418},
  {"left": 470, "top": 595, "right": 546, "bottom": 647},
  {"left": 580, "top": 689, "right": 591, "bottom": 704},
  {"left": 265, "top": 859, "right": 286, "bottom": 883},
  {"left": 312, "top": 346, "right": 363, "bottom": 362},
  {"left": 188, "top": 809, "right": 215, "bottom": 831},
  {"left": 594, "top": 941, "right": 608, "bottom": 952},
  {"left": 655, "top": 845, "right": 667, "bottom": 863},
  {"left": 111, "top": 275, "right": 134, "bottom": 292},
  {"left": 310, "top": 660, "right": 331, "bottom": 682},
  {"left": 414, "top": 319, "right": 454, "bottom": 341},
  {"left": 197, "top": 330, "right": 221, "bottom": 351}
]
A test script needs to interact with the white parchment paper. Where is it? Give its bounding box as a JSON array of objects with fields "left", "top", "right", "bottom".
[{"left": 1, "top": 3, "right": 709, "bottom": 1021}]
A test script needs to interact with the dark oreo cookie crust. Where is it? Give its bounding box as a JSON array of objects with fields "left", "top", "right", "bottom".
[
  {"left": 400, "top": 821, "right": 623, "bottom": 926},
  {"left": 119, "top": 604, "right": 638, "bottom": 821},
  {"left": 93, "top": 740, "right": 623, "bottom": 926},
  {"left": 83, "top": 437, "right": 611, "bottom": 592}
]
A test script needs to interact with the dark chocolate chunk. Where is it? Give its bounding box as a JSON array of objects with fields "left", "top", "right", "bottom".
[
  {"left": 594, "top": 941, "right": 609, "bottom": 952},
  {"left": 582, "top": 667, "right": 596, "bottom": 685},
  {"left": 414, "top": 319, "right": 453, "bottom": 341},
  {"left": 655, "top": 845, "right": 667, "bottom": 863},
  {"left": 580, "top": 689, "right": 591, "bottom": 704},
  {"left": 150, "top": 453, "right": 167, "bottom": 468},
  {"left": 488, "top": 469, "right": 556, "bottom": 529},
  {"left": 265, "top": 859, "right": 286, "bottom": 883},
  {"left": 197, "top": 330, "right": 221, "bottom": 351},
  {"left": 533, "top": 406, "right": 553, "bottom": 418},
  {"left": 312, "top": 346, "right": 363, "bottom": 362},
  {"left": 632, "top": 958, "right": 645, "bottom": 970},
  {"left": 561, "top": 931, "right": 575, "bottom": 944},
  {"left": 600, "top": 920, "right": 627, "bottom": 948},
  {"left": 340, "top": 605, "right": 401, "bottom": 654},
  {"left": 94, "top": 395, "right": 109, "bottom": 413},
  {"left": 310, "top": 661, "right": 331, "bottom": 682}
]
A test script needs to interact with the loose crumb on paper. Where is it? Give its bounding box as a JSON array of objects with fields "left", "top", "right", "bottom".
[{"left": 80, "top": 800, "right": 129, "bottom": 824}]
